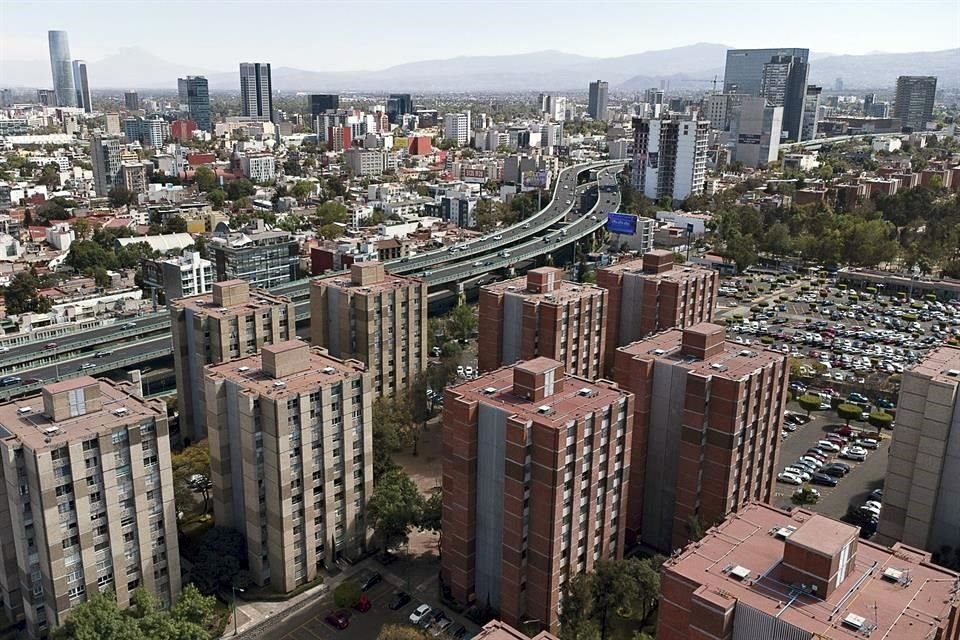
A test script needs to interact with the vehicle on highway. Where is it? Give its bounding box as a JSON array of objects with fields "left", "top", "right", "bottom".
[
  {"left": 493, "top": 235, "right": 502, "bottom": 240},
  {"left": 325, "top": 611, "right": 350, "bottom": 630},
  {"left": 80, "top": 363, "right": 97, "bottom": 371},
  {"left": 122, "top": 322, "right": 137, "bottom": 329},
  {"left": 1, "top": 377, "right": 21, "bottom": 387},
  {"left": 0, "top": 346, "right": 9, "bottom": 353},
  {"left": 359, "top": 571, "right": 382, "bottom": 591},
  {"left": 811, "top": 472, "right": 838, "bottom": 486},
  {"left": 93, "top": 350, "right": 112, "bottom": 358},
  {"left": 389, "top": 591, "right": 412, "bottom": 610},
  {"left": 46, "top": 342, "right": 57, "bottom": 349},
  {"left": 777, "top": 472, "right": 802, "bottom": 485},
  {"left": 409, "top": 604, "right": 432, "bottom": 624}
]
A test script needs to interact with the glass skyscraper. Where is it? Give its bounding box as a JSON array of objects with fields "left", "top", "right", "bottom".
[
  {"left": 723, "top": 48, "right": 809, "bottom": 96},
  {"left": 47, "top": 30, "right": 77, "bottom": 108},
  {"left": 239, "top": 63, "right": 273, "bottom": 122},
  {"left": 724, "top": 48, "right": 811, "bottom": 141},
  {"left": 180, "top": 76, "right": 211, "bottom": 131},
  {"left": 72, "top": 60, "right": 91, "bottom": 112}
]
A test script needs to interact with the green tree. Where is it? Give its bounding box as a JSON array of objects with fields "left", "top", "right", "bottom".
[
  {"left": 797, "top": 394, "right": 823, "bottom": 416},
  {"left": 226, "top": 178, "right": 256, "bottom": 202},
  {"left": 188, "top": 527, "right": 248, "bottom": 596},
  {"left": 206, "top": 189, "right": 226, "bottom": 210},
  {"left": 792, "top": 487, "right": 820, "bottom": 506},
  {"left": 334, "top": 580, "right": 362, "bottom": 608},
  {"left": 92, "top": 266, "right": 112, "bottom": 288},
  {"left": 418, "top": 490, "right": 442, "bottom": 557},
  {"left": 473, "top": 198, "right": 498, "bottom": 231},
  {"left": 408, "top": 373, "right": 432, "bottom": 456},
  {"left": 446, "top": 304, "right": 476, "bottom": 341},
  {"left": 867, "top": 411, "right": 893, "bottom": 435},
  {"left": 194, "top": 166, "right": 217, "bottom": 192},
  {"left": 72, "top": 217, "right": 91, "bottom": 240},
  {"left": 372, "top": 395, "right": 412, "bottom": 481},
  {"left": 2, "top": 271, "right": 52, "bottom": 315},
  {"left": 593, "top": 560, "right": 640, "bottom": 640},
  {"left": 165, "top": 215, "right": 188, "bottom": 233},
  {"left": 560, "top": 573, "right": 600, "bottom": 640},
  {"left": 366, "top": 469, "right": 423, "bottom": 551},
  {"left": 836, "top": 403, "right": 863, "bottom": 426},
  {"left": 171, "top": 441, "right": 211, "bottom": 516},
  {"left": 108, "top": 186, "right": 137, "bottom": 208},
  {"left": 290, "top": 180, "right": 314, "bottom": 202}
]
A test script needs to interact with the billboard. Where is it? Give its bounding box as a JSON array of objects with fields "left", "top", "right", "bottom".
[
  {"left": 523, "top": 170, "right": 548, "bottom": 188},
  {"left": 606, "top": 213, "right": 638, "bottom": 235}
]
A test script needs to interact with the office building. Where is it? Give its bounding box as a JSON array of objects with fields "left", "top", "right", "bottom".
[
  {"left": 587, "top": 80, "right": 608, "bottom": 121},
  {"left": 308, "top": 94, "right": 339, "bottom": 119},
  {"left": 731, "top": 96, "right": 783, "bottom": 168},
  {"left": 442, "top": 357, "right": 633, "bottom": 633},
  {"left": 802, "top": 85, "right": 822, "bottom": 141},
  {"left": 894, "top": 75, "right": 937, "bottom": 131},
  {"left": 439, "top": 192, "right": 477, "bottom": 228},
  {"left": 36, "top": 89, "right": 56, "bottom": 107},
  {"left": 724, "top": 48, "right": 810, "bottom": 141},
  {"left": 310, "top": 262, "right": 427, "bottom": 397},
  {"left": 208, "top": 228, "right": 298, "bottom": 289},
  {"left": 124, "top": 91, "right": 139, "bottom": 111},
  {"left": 723, "top": 48, "right": 809, "bottom": 96},
  {"left": 597, "top": 251, "right": 718, "bottom": 373},
  {"left": 239, "top": 153, "right": 276, "bottom": 182},
  {"left": 205, "top": 341, "right": 374, "bottom": 592},
  {"left": 71, "top": 60, "right": 91, "bottom": 113},
  {"left": 877, "top": 346, "right": 960, "bottom": 553},
  {"left": 613, "top": 323, "right": 788, "bottom": 552},
  {"left": 387, "top": 93, "right": 413, "bottom": 124},
  {"left": 631, "top": 117, "right": 709, "bottom": 201},
  {"left": 90, "top": 134, "right": 122, "bottom": 197},
  {"left": 177, "top": 76, "right": 210, "bottom": 132},
  {"left": 443, "top": 112, "right": 471, "bottom": 146},
  {"left": 0, "top": 378, "right": 181, "bottom": 638},
  {"left": 478, "top": 267, "right": 607, "bottom": 380},
  {"left": 120, "top": 162, "right": 148, "bottom": 196},
  {"left": 343, "top": 149, "right": 395, "bottom": 177},
  {"left": 656, "top": 503, "right": 960, "bottom": 640},
  {"left": 124, "top": 115, "right": 169, "bottom": 148},
  {"left": 47, "top": 30, "right": 76, "bottom": 108},
  {"left": 240, "top": 63, "right": 274, "bottom": 122},
  {"left": 170, "top": 280, "right": 296, "bottom": 442},
  {"left": 104, "top": 113, "right": 121, "bottom": 135},
  {"left": 702, "top": 94, "right": 732, "bottom": 131},
  {"left": 142, "top": 251, "right": 213, "bottom": 303}
]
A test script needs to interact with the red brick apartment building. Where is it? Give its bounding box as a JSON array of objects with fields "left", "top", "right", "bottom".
[
  {"left": 597, "top": 250, "right": 718, "bottom": 375},
  {"left": 442, "top": 357, "right": 633, "bottom": 633},
  {"left": 613, "top": 323, "right": 788, "bottom": 552},
  {"left": 657, "top": 503, "right": 960, "bottom": 640},
  {"left": 478, "top": 267, "right": 607, "bottom": 380}
]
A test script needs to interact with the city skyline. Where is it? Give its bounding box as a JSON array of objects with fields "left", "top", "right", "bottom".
[{"left": 3, "top": 0, "right": 958, "bottom": 73}]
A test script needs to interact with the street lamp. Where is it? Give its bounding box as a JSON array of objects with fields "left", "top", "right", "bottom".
[{"left": 232, "top": 585, "right": 245, "bottom": 636}]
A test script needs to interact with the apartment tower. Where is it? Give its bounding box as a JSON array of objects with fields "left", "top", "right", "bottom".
[
  {"left": 442, "top": 357, "right": 633, "bottom": 633},
  {"left": 310, "top": 262, "right": 427, "bottom": 397},
  {"left": 631, "top": 117, "right": 709, "bottom": 201},
  {"left": 0, "top": 378, "right": 180, "bottom": 638},
  {"left": 170, "top": 280, "right": 296, "bottom": 443},
  {"left": 894, "top": 75, "right": 937, "bottom": 132},
  {"left": 205, "top": 341, "right": 373, "bottom": 592},
  {"left": 587, "top": 80, "right": 609, "bottom": 121},
  {"left": 239, "top": 62, "right": 274, "bottom": 122},
  {"left": 613, "top": 323, "right": 788, "bottom": 552},
  {"left": 478, "top": 267, "right": 607, "bottom": 379}
]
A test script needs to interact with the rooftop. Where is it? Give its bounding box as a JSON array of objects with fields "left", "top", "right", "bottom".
[
  {"left": 0, "top": 378, "right": 161, "bottom": 451},
  {"left": 664, "top": 503, "right": 960, "bottom": 640},
  {"left": 474, "top": 620, "right": 559, "bottom": 640},
  {"left": 600, "top": 252, "right": 715, "bottom": 282},
  {"left": 313, "top": 265, "right": 422, "bottom": 295},
  {"left": 170, "top": 282, "right": 291, "bottom": 318},
  {"left": 448, "top": 358, "right": 628, "bottom": 429},
  {"left": 483, "top": 270, "right": 604, "bottom": 305},
  {"left": 907, "top": 345, "right": 960, "bottom": 383}
]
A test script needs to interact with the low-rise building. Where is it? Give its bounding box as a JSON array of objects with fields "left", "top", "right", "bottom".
[
  {"left": 209, "top": 228, "right": 300, "bottom": 289},
  {"left": 142, "top": 251, "right": 213, "bottom": 302},
  {"left": 240, "top": 153, "right": 276, "bottom": 182}
]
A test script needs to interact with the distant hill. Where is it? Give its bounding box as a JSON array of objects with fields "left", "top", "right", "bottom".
[{"left": 2, "top": 44, "right": 957, "bottom": 92}]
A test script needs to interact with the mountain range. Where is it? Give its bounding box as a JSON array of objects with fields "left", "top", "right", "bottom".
[{"left": 2, "top": 43, "right": 957, "bottom": 92}]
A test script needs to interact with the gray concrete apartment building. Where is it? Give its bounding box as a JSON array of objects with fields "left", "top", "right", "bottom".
[
  {"left": 0, "top": 378, "right": 180, "bottom": 638},
  {"left": 205, "top": 341, "right": 373, "bottom": 593},
  {"left": 877, "top": 345, "right": 960, "bottom": 553},
  {"left": 171, "top": 280, "right": 296, "bottom": 444},
  {"left": 310, "top": 262, "right": 427, "bottom": 397}
]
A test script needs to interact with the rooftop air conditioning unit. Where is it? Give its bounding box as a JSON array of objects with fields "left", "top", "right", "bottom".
[
  {"left": 537, "top": 405, "right": 552, "bottom": 415},
  {"left": 112, "top": 408, "right": 129, "bottom": 416},
  {"left": 652, "top": 349, "right": 666, "bottom": 356},
  {"left": 16, "top": 407, "right": 33, "bottom": 416},
  {"left": 237, "top": 366, "right": 250, "bottom": 373},
  {"left": 273, "top": 381, "right": 286, "bottom": 388},
  {"left": 322, "top": 367, "right": 336, "bottom": 374},
  {"left": 482, "top": 387, "right": 497, "bottom": 395},
  {"left": 882, "top": 567, "right": 903, "bottom": 582},
  {"left": 842, "top": 614, "right": 865, "bottom": 630},
  {"left": 577, "top": 388, "right": 594, "bottom": 397},
  {"left": 774, "top": 526, "right": 797, "bottom": 540},
  {"left": 43, "top": 426, "right": 60, "bottom": 435},
  {"left": 730, "top": 565, "right": 751, "bottom": 580}
]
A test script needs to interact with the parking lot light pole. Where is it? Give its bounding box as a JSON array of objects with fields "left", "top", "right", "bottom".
[{"left": 233, "top": 585, "right": 245, "bottom": 636}]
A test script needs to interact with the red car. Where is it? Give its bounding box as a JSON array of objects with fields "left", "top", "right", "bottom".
[
  {"left": 353, "top": 595, "right": 371, "bottom": 613},
  {"left": 325, "top": 611, "right": 350, "bottom": 630}
]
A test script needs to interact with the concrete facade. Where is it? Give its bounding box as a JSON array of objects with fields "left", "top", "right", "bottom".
[
  {"left": 877, "top": 346, "right": 960, "bottom": 553},
  {"left": 442, "top": 358, "right": 633, "bottom": 633},
  {"left": 0, "top": 378, "right": 180, "bottom": 638},
  {"left": 613, "top": 324, "right": 788, "bottom": 552},
  {"left": 205, "top": 341, "right": 373, "bottom": 593},
  {"left": 170, "top": 280, "right": 296, "bottom": 443},
  {"left": 478, "top": 267, "right": 607, "bottom": 380},
  {"left": 310, "top": 263, "right": 427, "bottom": 397}
]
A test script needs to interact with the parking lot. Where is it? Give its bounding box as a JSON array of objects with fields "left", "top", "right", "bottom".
[{"left": 774, "top": 402, "right": 889, "bottom": 535}]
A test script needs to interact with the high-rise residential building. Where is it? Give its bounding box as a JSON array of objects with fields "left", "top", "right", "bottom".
[
  {"left": 588, "top": 80, "right": 609, "bottom": 121},
  {"left": 310, "top": 262, "right": 427, "bottom": 397},
  {"left": 142, "top": 251, "right": 213, "bottom": 303},
  {"left": 178, "top": 76, "right": 210, "bottom": 132},
  {"left": 723, "top": 48, "right": 810, "bottom": 96},
  {"left": 760, "top": 54, "right": 809, "bottom": 141},
  {"left": 71, "top": 59, "right": 91, "bottom": 113},
  {"left": 877, "top": 346, "right": 960, "bottom": 553},
  {"left": 239, "top": 153, "right": 276, "bottom": 182},
  {"left": 90, "top": 134, "right": 122, "bottom": 197},
  {"left": 657, "top": 503, "right": 960, "bottom": 640},
  {"left": 0, "top": 377, "right": 181, "bottom": 638},
  {"left": 442, "top": 357, "right": 633, "bottom": 633},
  {"left": 120, "top": 162, "right": 148, "bottom": 195},
  {"left": 239, "top": 62, "right": 274, "bottom": 122},
  {"left": 478, "top": 267, "right": 607, "bottom": 380},
  {"left": 170, "top": 280, "right": 296, "bottom": 443},
  {"left": 47, "top": 30, "right": 76, "bottom": 108},
  {"left": 702, "top": 94, "right": 733, "bottom": 131},
  {"left": 124, "top": 90, "right": 139, "bottom": 111},
  {"left": 386, "top": 93, "right": 413, "bottom": 124},
  {"left": 631, "top": 117, "right": 709, "bottom": 201},
  {"left": 205, "top": 341, "right": 374, "bottom": 592},
  {"left": 443, "top": 112, "right": 472, "bottom": 145},
  {"left": 209, "top": 227, "right": 299, "bottom": 288},
  {"left": 124, "top": 115, "right": 169, "bottom": 147},
  {"left": 597, "top": 251, "right": 718, "bottom": 374},
  {"left": 894, "top": 75, "right": 937, "bottom": 131},
  {"left": 613, "top": 323, "right": 788, "bottom": 552},
  {"left": 731, "top": 96, "right": 783, "bottom": 168},
  {"left": 104, "top": 113, "right": 121, "bottom": 135},
  {"left": 801, "top": 84, "right": 822, "bottom": 141},
  {"left": 307, "top": 94, "right": 340, "bottom": 119}
]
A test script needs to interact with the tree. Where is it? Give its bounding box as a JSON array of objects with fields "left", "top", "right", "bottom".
[
  {"left": 188, "top": 527, "right": 248, "bottom": 596},
  {"left": 108, "top": 186, "right": 137, "bottom": 208},
  {"left": 165, "top": 215, "right": 188, "bottom": 233},
  {"left": 867, "top": 411, "right": 893, "bottom": 435},
  {"left": 792, "top": 487, "right": 820, "bottom": 506},
  {"left": 418, "top": 490, "right": 442, "bottom": 556},
  {"left": 446, "top": 304, "right": 476, "bottom": 341},
  {"left": 2, "top": 271, "right": 52, "bottom": 315},
  {"left": 473, "top": 198, "right": 498, "bottom": 231},
  {"left": 206, "top": 189, "right": 226, "bottom": 210},
  {"left": 377, "top": 625, "right": 429, "bottom": 640},
  {"left": 290, "top": 181, "right": 314, "bottom": 202},
  {"left": 593, "top": 560, "right": 640, "bottom": 640},
  {"left": 560, "top": 573, "right": 600, "bottom": 640},
  {"left": 171, "top": 441, "right": 211, "bottom": 516},
  {"left": 334, "top": 580, "right": 362, "bottom": 608},
  {"left": 194, "top": 166, "right": 217, "bottom": 192},
  {"left": 92, "top": 267, "right": 112, "bottom": 288},
  {"left": 836, "top": 403, "right": 863, "bottom": 426},
  {"left": 72, "top": 217, "right": 91, "bottom": 240},
  {"left": 797, "top": 393, "right": 823, "bottom": 416},
  {"left": 226, "top": 178, "right": 256, "bottom": 202},
  {"left": 315, "top": 200, "right": 348, "bottom": 226},
  {"left": 366, "top": 469, "right": 423, "bottom": 551}
]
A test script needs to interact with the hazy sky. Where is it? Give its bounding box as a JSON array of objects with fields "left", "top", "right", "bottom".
[{"left": 2, "top": 0, "right": 958, "bottom": 70}]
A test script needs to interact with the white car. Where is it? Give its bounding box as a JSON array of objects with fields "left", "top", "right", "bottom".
[
  {"left": 465, "top": 366, "right": 474, "bottom": 378},
  {"left": 777, "top": 472, "right": 802, "bottom": 485},
  {"left": 783, "top": 467, "right": 811, "bottom": 482},
  {"left": 859, "top": 438, "right": 880, "bottom": 449},
  {"left": 409, "top": 604, "right": 432, "bottom": 625},
  {"left": 840, "top": 447, "right": 866, "bottom": 461},
  {"left": 456, "top": 366, "right": 465, "bottom": 377},
  {"left": 817, "top": 440, "right": 841, "bottom": 453}
]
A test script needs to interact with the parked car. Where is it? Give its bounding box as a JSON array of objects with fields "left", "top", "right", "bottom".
[
  {"left": 378, "top": 551, "right": 399, "bottom": 566},
  {"left": 360, "top": 572, "right": 382, "bottom": 592},
  {"left": 870, "top": 488, "right": 884, "bottom": 501},
  {"left": 820, "top": 465, "right": 847, "bottom": 478},
  {"left": 325, "top": 611, "right": 350, "bottom": 630},
  {"left": 409, "top": 604, "right": 433, "bottom": 625},
  {"left": 353, "top": 595, "right": 371, "bottom": 613},
  {"left": 875, "top": 398, "right": 896, "bottom": 409},
  {"left": 847, "top": 392, "right": 869, "bottom": 404},
  {"left": 811, "top": 472, "right": 838, "bottom": 486},
  {"left": 390, "top": 592, "right": 412, "bottom": 610},
  {"left": 817, "top": 440, "right": 841, "bottom": 453},
  {"left": 783, "top": 467, "right": 812, "bottom": 482},
  {"left": 840, "top": 447, "right": 866, "bottom": 461},
  {"left": 777, "top": 472, "right": 802, "bottom": 485},
  {"left": 452, "top": 625, "right": 467, "bottom": 640},
  {"left": 858, "top": 438, "right": 880, "bottom": 449}
]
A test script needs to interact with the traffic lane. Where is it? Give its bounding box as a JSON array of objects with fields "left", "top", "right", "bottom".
[
  {"left": 8, "top": 336, "right": 172, "bottom": 385},
  {"left": 0, "top": 315, "right": 168, "bottom": 359}
]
